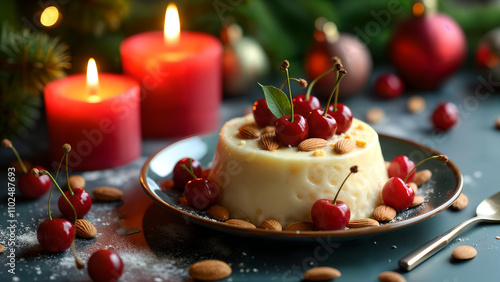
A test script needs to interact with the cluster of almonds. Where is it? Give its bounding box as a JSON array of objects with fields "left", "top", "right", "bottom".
[{"left": 238, "top": 122, "right": 366, "bottom": 156}]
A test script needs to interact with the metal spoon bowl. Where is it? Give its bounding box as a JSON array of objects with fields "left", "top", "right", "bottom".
[{"left": 399, "top": 191, "right": 500, "bottom": 271}]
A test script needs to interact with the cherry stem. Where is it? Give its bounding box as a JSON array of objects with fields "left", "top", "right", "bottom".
[
  {"left": 305, "top": 68, "right": 336, "bottom": 101},
  {"left": 7, "top": 144, "right": 28, "bottom": 174},
  {"left": 279, "top": 77, "right": 302, "bottom": 91},
  {"left": 181, "top": 159, "right": 197, "bottom": 180},
  {"left": 65, "top": 152, "right": 74, "bottom": 196},
  {"left": 404, "top": 155, "right": 448, "bottom": 183},
  {"left": 285, "top": 68, "right": 294, "bottom": 122},
  {"left": 323, "top": 72, "right": 345, "bottom": 116},
  {"left": 47, "top": 154, "right": 65, "bottom": 220},
  {"left": 40, "top": 169, "right": 78, "bottom": 223},
  {"left": 333, "top": 166, "right": 358, "bottom": 204}
]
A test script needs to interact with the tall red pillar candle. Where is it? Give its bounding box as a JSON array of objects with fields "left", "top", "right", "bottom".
[
  {"left": 44, "top": 59, "right": 141, "bottom": 171},
  {"left": 120, "top": 3, "right": 222, "bottom": 138}
]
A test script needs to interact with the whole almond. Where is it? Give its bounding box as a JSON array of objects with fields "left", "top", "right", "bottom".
[
  {"left": 414, "top": 169, "right": 432, "bottom": 186},
  {"left": 495, "top": 117, "right": 500, "bottom": 130},
  {"left": 451, "top": 245, "right": 477, "bottom": 260},
  {"left": 75, "top": 219, "right": 97, "bottom": 238},
  {"left": 260, "top": 132, "right": 280, "bottom": 151},
  {"left": 207, "top": 205, "right": 229, "bottom": 222},
  {"left": 451, "top": 193, "right": 468, "bottom": 210},
  {"left": 347, "top": 218, "right": 379, "bottom": 228},
  {"left": 408, "top": 182, "right": 418, "bottom": 194},
  {"left": 238, "top": 123, "right": 260, "bottom": 139},
  {"left": 303, "top": 266, "right": 341, "bottom": 281},
  {"left": 407, "top": 95, "right": 426, "bottom": 114},
  {"left": 410, "top": 196, "right": 425, "bottom": 208},
  {"left": 189, "top": 259, "right": 232, "bottom": 281},
  {"left": 334, "top": 139, "right": 355, "bottom": 154},
  {"left": 366, "top": 107, "right": 384, "bottom": 124},
  {"left": 283, "top": 221, "right": 316, "bottom": 232},
  {"left": 298, "top": 138, "right": 328, "bottom": 152},
  {"left": 374, "top": 205, "right": 397, "bottom": 222},
  {"left": 378, "top": 271, "right": 406, "bottom": 282},
  {"left": 67, "top": 175, "right": 86, "bottom": 189},
  {"left": 260, "top": 219, "right": 282, "bottom": 231},
  {"left": 93, "top": 186, "right": 123, "bottom": 201},
  {"left": 225, "top": 219, "right": 256, "bottom": 229},
  {"left": 263, "top": 125, "right": 275, "bottom": 134},
  {"left": 0, "top": 244, "right": 4, "bottom": 254}
]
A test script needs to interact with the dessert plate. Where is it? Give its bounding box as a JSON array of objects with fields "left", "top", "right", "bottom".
[{"left": 140, "top": 133, "right": 462, "bottom": 241}]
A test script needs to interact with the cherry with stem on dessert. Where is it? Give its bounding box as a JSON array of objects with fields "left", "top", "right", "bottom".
[
  {"left": 374, "top": 73, "right": 404, "bottom": 99},
  {"left": 253, "top": 98, "right": 278, "bottom": 128},
  {"left": 181, "top": 163, "right": 219, "bottom": 210},
  {"left": 383, "top": 155, "right": 448, "bottom": 211},
  {"left": 2, "top": 139, "right": 51, "bottom": 199},
  {"left": 275, "top": 60, "right": 309, "bottom": 146},
  {"left": 173, "top": 158, "right": 202, "bottom": 188},
  {"left": 288, "top": 78, "right": 321, "bottom": 117},
  {"left": 388, "top": 155, "right": 416, "bottom": 182},
  {"left": 88, "top": 248, "right": 124, "bottom": 282},
  {"left": 294, "top": 59, "right": 343, "bottom": 118},
  {"left": 326, "top": 58, "right": 353, "bottom": 134},
  {"left": 57, "top": 144, "right": 92, "bottom": 219},
  {"left": 33, "top": 168, "right": 84, "bottom": 268},
  {"left": 306, "top": 109, "right": 337, "bottom": 140},
  {"left": 307, "top": 59, "right": 346, "bottom": 139},
  {"left": 432, "top": 102, "right": 459, "bottom": 131},
  {"left": 311, "top": 165, "right": 358, "bottom": 231}
]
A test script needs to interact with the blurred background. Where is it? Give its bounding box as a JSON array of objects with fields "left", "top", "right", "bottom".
[{"left": 2, "top": 0, "right": 500, "bottom": 139}]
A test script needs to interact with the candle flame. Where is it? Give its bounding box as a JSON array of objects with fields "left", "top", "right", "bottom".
[
  {"left": 40, "top": 6, "right": 59, "bottom": 27},
  {"left": 164, "top": 3, "right": 180, "bottom": 44},
  {"left": 86, "top": 58, "right": 101, "bottom": 103}
]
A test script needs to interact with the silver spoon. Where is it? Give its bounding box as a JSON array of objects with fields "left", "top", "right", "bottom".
[{"left": 399, "top": 191, "right": 500, "bottom": 271}]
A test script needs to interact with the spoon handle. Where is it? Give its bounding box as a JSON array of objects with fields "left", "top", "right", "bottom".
[{"left": 399, "top": 216, "right": 481, "bottom": 271}]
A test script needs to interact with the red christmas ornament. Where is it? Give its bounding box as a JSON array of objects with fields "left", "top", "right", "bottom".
[
  {"left": 305, "top": 19, "right": 372, "bottom": 99},
  {"left": 388, "top": 0, "right": 466, "bottom": 90}
]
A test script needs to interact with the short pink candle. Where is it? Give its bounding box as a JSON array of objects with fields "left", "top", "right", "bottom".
[
  {"left": 120, "top": 4, "right": 222, "bottom": 138},
  {"left": 44, "top": 61, "right": 141, "bottom": 171}
]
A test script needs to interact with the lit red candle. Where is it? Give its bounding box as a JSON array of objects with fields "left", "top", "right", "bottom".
[
  {"left": 44, "top": 58, "right": 141, "bottom": 171},
  {"left": 120, "top": 3, "right": 222, "bottom": 138}
]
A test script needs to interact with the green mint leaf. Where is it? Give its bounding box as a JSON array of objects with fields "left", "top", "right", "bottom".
[{"left": 258, "top": 83, "right": 291, "bottom": 119}]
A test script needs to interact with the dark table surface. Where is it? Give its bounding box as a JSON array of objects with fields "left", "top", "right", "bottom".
[{"left": 1, "top": 69, "right": 500, "bottom": 281}]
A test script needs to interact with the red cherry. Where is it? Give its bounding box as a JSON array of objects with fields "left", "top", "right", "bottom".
[
  {"left": 184, "top": 178, "right": 219, "bottom": 210},
  {"left": 173, "top": 158, "right": 202, "bottom": 188},
  {"left": 37, "top": 218, "right": 75, "bottom": 252},
  {"left": 382, "top": 177, "right": 415, "bottom": 211},
  {"left": 327, "top": 104, "right": 353, "bottom": 134},
  {"left": 388, "top": 155, "right": 416, "bottom": 182},
  {"left": 18, "top": 165, "right": 51, "bottom": 199},
  {"left": 311, "top": 199, "right": 351, "bottom": 230},
  {"left": 58, "top": 188, "right": 92, "bottom": 219},
  {"left": 253, "top": 99, "right": 278, "bottom": 127},
  {"left": 374, "top": 73, "right": 404, "bottom": 99},
  {"left": 293, "top": 94, "right": 321, "bottom": 117},
  {"left": 306, "top": 109, "right": 337, "bottom": 140},
  {"left": 88, "top": 249, "right": 124, "bottom": 282},
  {"left": 274, "top": 114, "right": 309, "bottom": 147},
  {"left": 432, "top": 102, "right": 459, "bottom": 130}
]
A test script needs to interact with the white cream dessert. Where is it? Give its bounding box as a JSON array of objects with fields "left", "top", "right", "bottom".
[{"left": 208, "top": 115, "right": 388, "bottom": 226}]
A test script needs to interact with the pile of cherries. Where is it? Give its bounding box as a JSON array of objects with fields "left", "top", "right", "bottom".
[
  {"left": 173, "top": 158, "right": 219, "bottom": 210},
  {"left": 3, "top": 140, "right": 123, "bottom": 282},
  {"left": 253, "top": 58, "right": 353, "bottom": 147}
]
